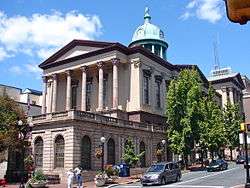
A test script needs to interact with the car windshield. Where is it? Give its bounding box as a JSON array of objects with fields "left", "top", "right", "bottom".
[{"left": 147, "top": 164, "right": 165, "bottom": 172}]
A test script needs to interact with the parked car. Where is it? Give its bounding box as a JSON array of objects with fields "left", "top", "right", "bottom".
[
  {"left": 206, "top": 159, "right": 228, "bottom": 172},
  {"left": 235, "top": 156, "right": 250, "bottom": 164},
  {"left": 140, "top": 162, "right": 181, "bottom": 186},
  {"left": 236, "top": 156, "right": 246, "bottom": 164}
]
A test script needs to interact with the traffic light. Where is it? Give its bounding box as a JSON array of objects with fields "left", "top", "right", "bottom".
[
  {"left": 225, "top": 0, "right": 250, "bottom": 25},
  {"left": 241, "top": 123, "right": 246, "bottom": 132}
]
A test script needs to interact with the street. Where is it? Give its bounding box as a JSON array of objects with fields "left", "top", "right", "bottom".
[{"left": 113, "top": 163, "right": 245, "bottom": 188}]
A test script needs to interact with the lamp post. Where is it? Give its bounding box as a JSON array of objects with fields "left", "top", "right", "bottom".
[
  {"left": 161, "top": 139, "right": 166, "bottom": 162},
  {"left": 100, "top": 137, "right": 106, "bottom": 172},
  {"left": 241, "top": 123, "right": 250, "bottom": 188}
]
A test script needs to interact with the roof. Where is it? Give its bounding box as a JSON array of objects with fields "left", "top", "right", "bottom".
[
  {"left": 23, "top": 88, "right": 42, "bottom": 95},
  {"left": 0, "top": 84, "right": 22, "bottom": 92},
  {"left": 209, "top": 73, "right": 245, "bottom": 90},
  {"left": 39, "top": 40, "right": 176, "bottom": 71},
  {"left": 131, "top": 7, "right": 166, "bottom": 44},
  {"left": 39, "top": 39, "right": 116, "bottom": 68}
]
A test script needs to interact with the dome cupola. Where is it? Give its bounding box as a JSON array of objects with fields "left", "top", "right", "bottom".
[{"left": 129, "top": 7, "right": 168, "bottom": 60}]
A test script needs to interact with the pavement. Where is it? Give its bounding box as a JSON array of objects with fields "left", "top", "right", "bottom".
[
  {"left": 3, "top": 163, "right": 246, "bottom": 188},
  {"left": 112, "top": 163, "right": 245, "bottom": 188}
]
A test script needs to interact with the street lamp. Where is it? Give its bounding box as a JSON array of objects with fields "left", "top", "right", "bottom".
[
  {"left": 100, "top": 136, "right": 106, "bottom": 171},
  {"left": 240, "top": 123, "right": 250, "bottom": 188}
]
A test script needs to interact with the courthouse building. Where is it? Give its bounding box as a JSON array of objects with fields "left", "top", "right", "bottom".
[{"left": 30, "top": 8, "right": 237, "bottom": 178}]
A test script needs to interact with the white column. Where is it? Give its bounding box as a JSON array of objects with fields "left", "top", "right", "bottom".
[
  {"left": 52, "top": 74, "right": 57, "bottom": 113},
  {"left": 229, "top": 87, "right": 234, "bottom": 105},
  {"left": 66, "top": 70, "right": 72, "bottom": 111},
  {"left": 160, "top": 46, "right": 163, "bottom": 58},
  {"left": 112, "top": 58, "right": 119, "bottom": 109},
  {"left": 97, "top": 62, "right": 104, "bottom": 111},
  {"left": 81, "top": 66, "right": 87, "bottom": 111},
  {"left": 152, "top": 45, "right": 155, "bottom": 54},
  {"left": 42, "top": 76, "right": 47, "bottom": 114}
]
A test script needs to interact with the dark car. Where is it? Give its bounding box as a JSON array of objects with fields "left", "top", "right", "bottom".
[
  {"left": 206, "top": 159, "right": 228, "bottom": 172},
  {"left": 140, "top": 162, "right": 181, "bottom": 186},
  {"left": 236, "top": 156, "right": 246, "bottom": 164},
  {"left": 236, "top": 156, "right": 250, "bottom": 164}
]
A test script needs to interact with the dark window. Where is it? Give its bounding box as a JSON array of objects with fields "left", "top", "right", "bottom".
[
  {"left": 162, "top": 47, "right": 166, "bottom": 59},
  {"left": 34, "top": 137, "right": 43, "bottom": 167},
  {"left": 156, "top": 81, "right": 161, "bottom": 108},
  {"left": 86, "top": 81, "right": 92, "bottom": 111},
  {"left": 226, "top": 88, "right": 230, "bottom": 103},
  {"left": 103, "top": 77, "right": 108, "bottom": 107},
  {"left": 81, "top": 136, "right": 91, "bottom": 170},
  {"left": 32, "top": 101, "right": 36, "bottom": 105},
  {"left": 54, "top": 135, "right": 64, "bottom": 168},
  {"left": 154, "top": 45, "right": 161, "bottom": 56},
  {"left": 107, "top": 138, "right": 115, "bottom": 165},
  {"left": 144, "top": 44, "right": 152, "bottom": 52},
  {"left": 143, "top": 74, "right": 150, "bottom": 104},
  {"left": 71, "top": 86, "right": 77, "bottom": 109},
  {"left": 139, "top": 141, "right": 146, "bottom": 167}
]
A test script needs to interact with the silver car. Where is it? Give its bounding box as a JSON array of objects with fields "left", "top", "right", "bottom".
[{"left": 140, "top": 162, "right": 181, "bottom": 186}]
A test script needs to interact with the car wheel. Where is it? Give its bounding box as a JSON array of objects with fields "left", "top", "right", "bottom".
[
  {"left": 176, "top": 175, "right": 181, "bottom": 182},
  {"left": 161, "top": 177, "right": 166, "bottom": 185}
]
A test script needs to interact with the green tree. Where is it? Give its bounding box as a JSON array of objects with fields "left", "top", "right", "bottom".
[
  {"left": 0, "top": 95, "right": 28, "bottom": 152},
  {"left": 223, "top": 103, "right": 242, "bottom": 160},
  {"left": 199, "top": 86, "right": 226, "bottom": 160},
  {"left": 122, "top": 138, "right": 145, "bottom": 167},
  {"left": 166, "top": 68, "right": 203, "bottom": 167}
]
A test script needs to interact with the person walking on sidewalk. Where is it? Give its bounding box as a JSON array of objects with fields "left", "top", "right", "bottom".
[
  {"left": 66, "top": 169, "right": 74, "bottom": 188},
  {"left": 74, "top": 165, "right": 83, "bottom": 188}
]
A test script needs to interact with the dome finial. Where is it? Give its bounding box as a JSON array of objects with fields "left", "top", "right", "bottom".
[{"left": 144, "top": 7, "right": 151, "bottom": 23}]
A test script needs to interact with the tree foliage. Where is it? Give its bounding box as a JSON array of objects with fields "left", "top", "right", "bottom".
[
  {"left": 0, "top": 96, "right": 27, "bottom": 152},
  {"left": 199, "top": 86, "right": 227, "bottom": 156},
  {"left": 166, "top": 68, "right": 203, "bottom": 159},
  {"left": 122, "top": 138, "right": 145, "bottom": 167},
  {"left": 223, "top": 103, "right": 242, "bottom": 150}
]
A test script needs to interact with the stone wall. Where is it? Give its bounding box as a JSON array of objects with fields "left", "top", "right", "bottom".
[{"left": 31, "top": 118, "right": 167, "bottom": 180}]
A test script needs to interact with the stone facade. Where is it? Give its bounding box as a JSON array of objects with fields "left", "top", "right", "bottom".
[
  {"left": 31, "top": 110, "right": 167, "bottom": 178},
  {"left": 242, "top": 76, "right": 250, "bottom": 122}
]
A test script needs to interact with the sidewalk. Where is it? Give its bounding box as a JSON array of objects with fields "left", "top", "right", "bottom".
[{"left": 4, "top": 174, "right": 141, "bottom": 188}]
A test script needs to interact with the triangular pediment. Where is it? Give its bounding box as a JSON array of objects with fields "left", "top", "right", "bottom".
[{"left": 39, "top": 39, "right": 116, "bottom": 68}]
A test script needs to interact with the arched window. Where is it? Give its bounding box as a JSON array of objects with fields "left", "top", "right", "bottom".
[
  {"left": 139, "top": 141, "right": 146, "bottom": 167},
  {"left": 107, "top": 138, "right": 115, "bottom": 165},
  {"left": 54, "top": 135, "right": 64, "bottom": 168},
  {"left": 81, "top": 136, "right": 91, "bottom": 170},
  {"left": 34, "top": 137, "right": 43, "bottom": 167}
]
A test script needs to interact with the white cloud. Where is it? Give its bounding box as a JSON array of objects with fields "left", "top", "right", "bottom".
[
  {"left": 25, "top": 63, "right": 42, "bottom": 74},
  {"left": 9, "top": 65, "right": 22, "bottom": 74},
  {"left": 0, "top": 10, "right": 102, "bottom": 61},
  {"left": 0, "top": 47, "right": 9, "bottom": 61},
  {"left": 181, "top": 0, "right": 224, "bottom": 23}
]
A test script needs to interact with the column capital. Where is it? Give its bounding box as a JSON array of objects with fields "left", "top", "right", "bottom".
[
  {"left": 42, "top": 76, "right": 47, "bottom": 83},
  {"left": 97, "top": 61, "right": 104, "bottom": 69},
  {"left": 52, "top": 74, "right": 57, "bottom": 80},
  {"left": 65, "top": 70, "right": 73, "bottom": 76},
  {"left": 111, "top": 58, "right": 120, "bottom": 65},
  {"left": 80, "top": 66, "right": 87, "bottom": 72}
]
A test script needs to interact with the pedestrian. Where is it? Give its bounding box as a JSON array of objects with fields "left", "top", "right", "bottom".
[
  {"left": 74, "top": 165, "right": 83, "bottom": 188},
  {"left": 66, "top": 169, "right": 74, "bottom": 188}
]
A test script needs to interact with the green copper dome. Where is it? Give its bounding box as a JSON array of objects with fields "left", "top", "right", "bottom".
[
  {"left": 131, "top": 7, "right": 166, "bottom": 43},
  {"left": 129, "top": 7, "right": 168, "bottom": 60}
]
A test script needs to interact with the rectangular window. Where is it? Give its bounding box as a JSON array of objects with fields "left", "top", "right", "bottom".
[
  {"left": 154, "top": 45, "right": 161, "bottom": 56},
  {"left": 86, "top": 81, "right": 92, "bottom": 111},
  {"left": 103, "top": 78, "right": 108, "bottom": 107},
  {"left": 71, "top": 86, "right": 77, "bottom": 109},
  {"left": 156, "top": 81, "right": 161, "bottom": 108},
  {"left": 143, "top": 74, "right": 150, "bottom": 104}
]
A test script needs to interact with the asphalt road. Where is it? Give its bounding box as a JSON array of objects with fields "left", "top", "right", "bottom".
[{"left": 112, "top": 163, "right": 245, "bottom": 188}]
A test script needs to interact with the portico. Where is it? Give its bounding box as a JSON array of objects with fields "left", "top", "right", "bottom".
[{"left": 41, "top": 58, "right": 121, "bottom": 114}]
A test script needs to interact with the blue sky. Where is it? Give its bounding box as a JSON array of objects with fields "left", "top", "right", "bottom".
[{"left": 0, "top": 0, "right": 249, "bottom": 91}]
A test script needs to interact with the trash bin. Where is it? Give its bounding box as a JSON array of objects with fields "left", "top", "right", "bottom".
[{"left": 118, "top": 163, "right": 130, "bottom": 177}]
